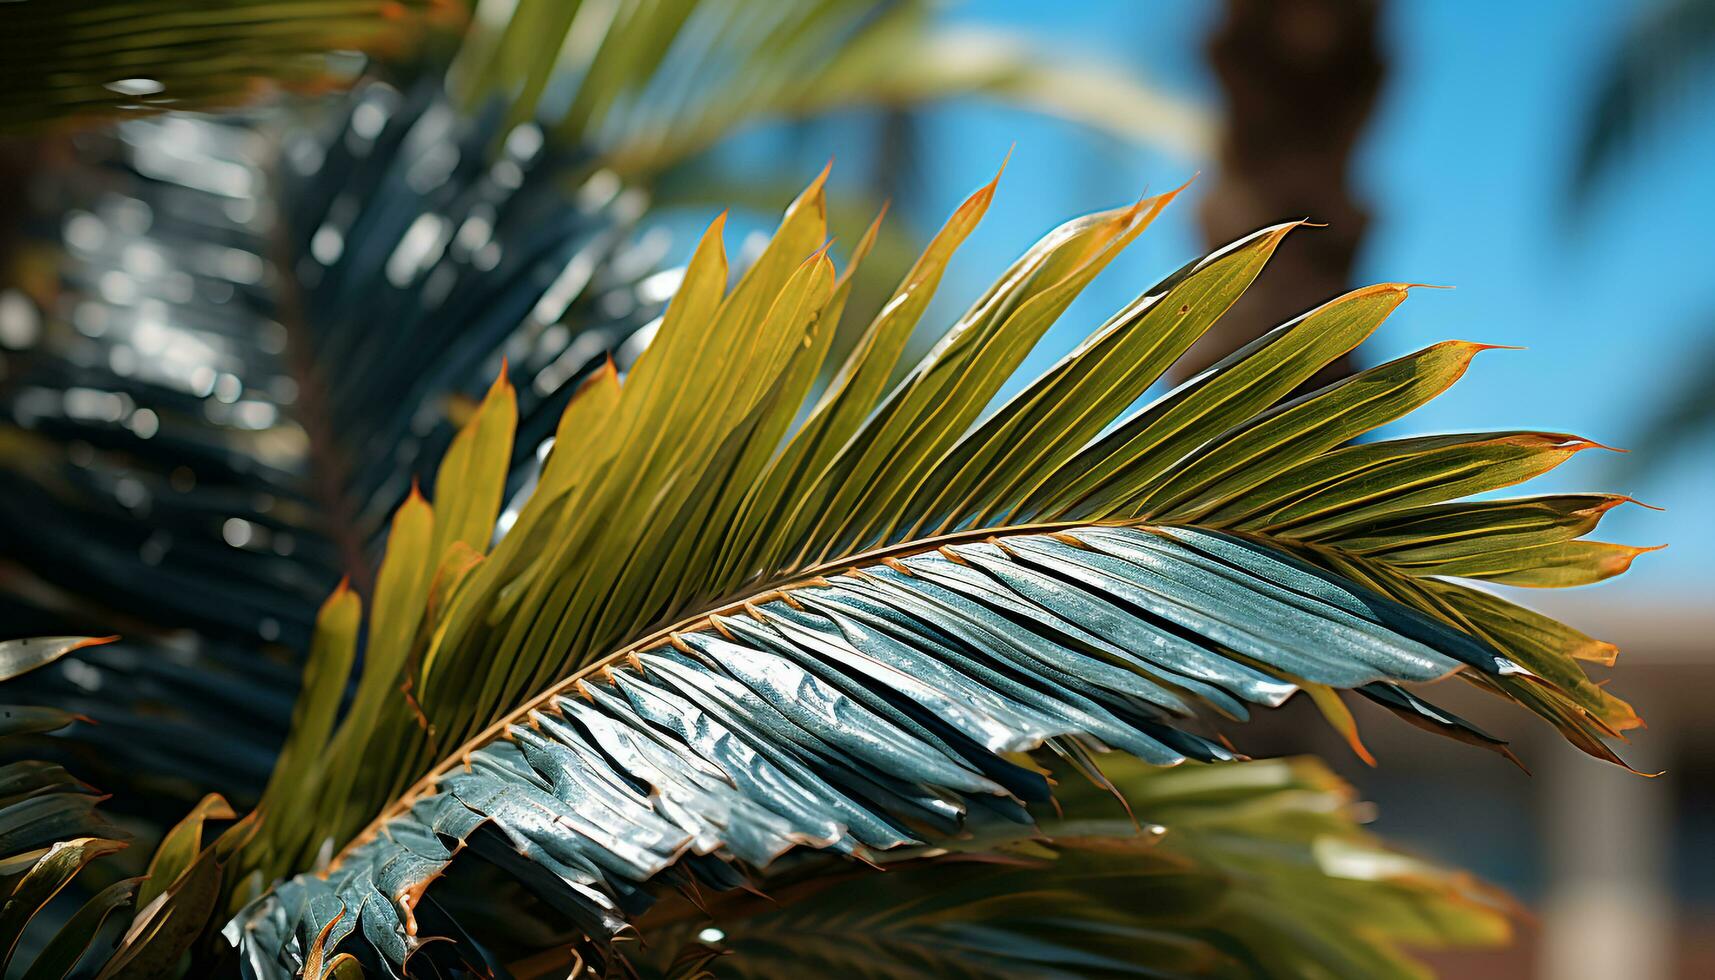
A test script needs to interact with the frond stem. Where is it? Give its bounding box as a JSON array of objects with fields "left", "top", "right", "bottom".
[
  {"left": 266, "top": 159, "right": 372, "bottom": 598},
  {"left": 330, "top": 516, "right": 1122, "bottom": 866}
]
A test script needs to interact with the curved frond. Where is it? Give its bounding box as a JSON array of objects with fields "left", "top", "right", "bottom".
[
  {"left": 2, "top": 0, "right": 1197, "bottom": 821},
  {"left": 0, "top": 0, "right": 454, "bottom": 134},
  {"left": 611, "top": 755, "right": 1510, "bottom": 979},
  {"left": 447, "top": 0, "right": 1206, "bottom": 178},
  {"left": 0, "top": 90, "right": 660, "bottom": 805},
  {"left": 235, "top": 523, "right": 1509, "bottom": 973},
  {"left": 228, "top": 169, "right": 1652, "bottom": 975},
  {"left": 0, "top": 638, "right": 134, "bottom": 978}
]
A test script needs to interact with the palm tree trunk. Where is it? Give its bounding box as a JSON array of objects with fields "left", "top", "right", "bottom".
[{"left": 1177, "top": 0, "right": 1385, "bottom": 387}]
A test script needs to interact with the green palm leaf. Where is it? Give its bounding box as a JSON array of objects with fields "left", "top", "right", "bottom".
[
  {"left": 2, "top": 0, "right": 1204, "bottom": 169},
  {"left": 1, "top": 0, "right": 1200, "bottom": 818},
  {"left": 0, "top": 637, "right": 136, "bottom": 978},
  {"left": 0, "top": 0, "right": 455, "bottom": 134},
  {"left": 228, "top": 170, "right": 1650, "bottom": 976},
  {"left": 615, "top": 755, "right": 1510, "bottom": 979},
  {"left": 444, "top": 0, "right": 1206, "bottom": 179}
]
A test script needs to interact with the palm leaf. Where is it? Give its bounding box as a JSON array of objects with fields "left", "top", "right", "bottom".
[
  {"left": 0, "top": 637, "right": 136, "bottom": 978},
  {"left": 611, "top": 755, "right": 1509, "bottom": 979},
  {"left": 0, "top": 94, "right": 662, "bottom": 808},
  {"left": 227, "top": 171, "right": 1651, "bottom": 976},
  {"left": 2, "top": 0, "right": 1200, "bottom": 817},
  {"left": 1571, "top": 0, "right": 1715, "bottom": 198},
  {"left": 3, "top": 0, "right": 1204, "bottom": 163},
  {"left": 443, "top": 0, "right": 1206, "bottom": 179},
  {"left": 0, "top": 0, "right": 456, "bottom": 134}
]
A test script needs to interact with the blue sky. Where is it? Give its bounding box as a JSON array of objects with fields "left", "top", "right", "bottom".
[
  {"left": 1358, "top": 0, "right": 1715, "bottom": 594},
  {"left": 704, "top": 0, "right": 1714, "bottom": 593}
]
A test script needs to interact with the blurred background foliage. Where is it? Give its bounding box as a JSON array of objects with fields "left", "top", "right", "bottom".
[{"left": 0, "top": 0, "right": 1709, "bottom": 977}]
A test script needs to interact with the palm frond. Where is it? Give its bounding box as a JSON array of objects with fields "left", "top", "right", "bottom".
[
  {"left": 444, "top": 0, "right": 1206, "bottom": 178},
  {"left": 227, "top": 170, "right": 1651, "bottom": 976},
  {"left": 0, "top": 636, "right": 136, "bottom": 978},
  {"left": 0, "top": 0, "right": 456, "bottom": 134},
  {"left": 0, "top": 636, "right": 263, "bottom": 980},
  {"left": 96, "top": 795, "right": 258, "bottom": 979},
  {"left": 4, "top": 0, "right": 1205, "bottom": 167},
  {"left": 1571, "top": 0, "right": 1715, "bottom": 198},
  {"left": 0, "top": 95, "right": 660, "bottom": 807},
  {"left": 613, "top": 755, "right": 1510, "bottom": 979},
  {"left": 2, "top": 0, "right": 1200, "bottom": 819}
]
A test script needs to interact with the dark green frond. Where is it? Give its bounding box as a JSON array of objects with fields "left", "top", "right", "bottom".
[
  {"left": 0, "top": 0, "right": 455, "bottom": 134},
  {"left": 0, "top": 638, "right": 135, "bottom": 979},
  {"left": 0, "top": 67, "right": 666, "bottom": 807}
]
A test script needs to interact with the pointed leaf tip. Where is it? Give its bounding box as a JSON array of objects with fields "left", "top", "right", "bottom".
[
  {"left": 1263, "top": 218, "right": 1311, "bottom": 242},
  {"left": 1148, "top": 174, "right": 1197, "bottom": 210},
  {"left": 0, "top": 634, "right": 121, "bottom": 682},
  {"left": 487, "top": 359, "right": 514, "bottom": 397},
  {"left": 1577, "top": 494, "right": 1661, "bottom": 518},
  {"left": 791, "top": 164, "right": 832, "bottom": 218}
]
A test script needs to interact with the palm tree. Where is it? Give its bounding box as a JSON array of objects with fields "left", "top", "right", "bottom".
[
  {"left": 0, "top": 3, "right": 1657, "bottom": 977},
  {"left": 0, "top": 0, "right": 1201, "bottom": 816},
  {"left": 11, "top": 163, "right": 1651, "bottom": 978},
  {"left": 227, "top": 171, "right": 1650, "bottom": 977},
  {"left": 1183, "top": 0, "right": 1384, "bottom": 389}
]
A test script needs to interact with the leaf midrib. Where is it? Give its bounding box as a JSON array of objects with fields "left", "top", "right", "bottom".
[{"left": 266, "top": 158, "right": 371, "bottom": 599}]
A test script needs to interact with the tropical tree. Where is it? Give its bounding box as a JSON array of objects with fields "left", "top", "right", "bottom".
[
  {"left": 1188, "top": 0, "right": 1383, "bottom": 389},
  {"left": 0, "top": 2, "right": 1659, "bottom": 977},
  {"left": 13, "top": 161, "right": 1652, "bottom": 977},
  {"left": 212, "top": 169, "right": 1649, "bottom": 977},
  {"left": 0, "top": 0, "right": 1200, "bottom": 815}
]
